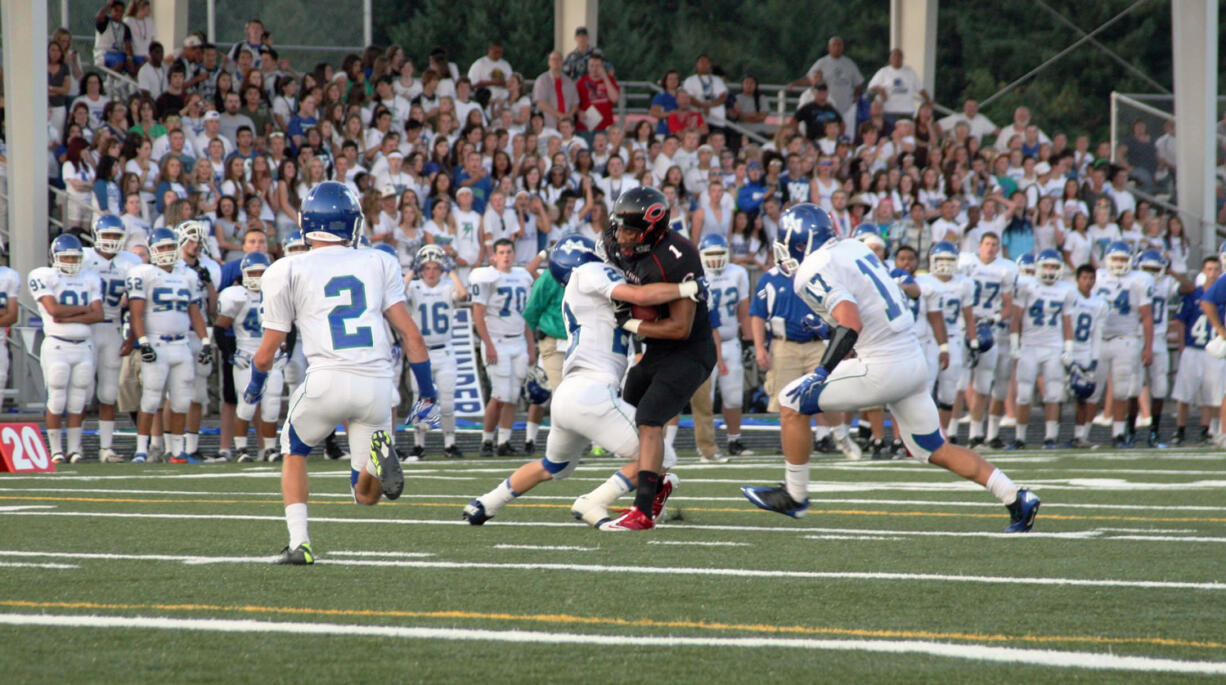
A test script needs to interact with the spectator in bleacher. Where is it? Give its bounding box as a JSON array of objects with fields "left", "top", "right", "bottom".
[
  {"left": 229, "top": 19, "right": 267, "bottom": 69},
  {"left": 799, "top": 37, "right": 863, "bottom": 118},
  {"left": 94, "top": 0, "right": 136, "bottom": 75},
  {"left": 576, "top": 52, "right": 619, "bottom": 137},
  {"left": 62, "top": 138, "right": 97, "bottom": 233},
  {"left": 563, "top": 26, "right": 612, "bottom": 81},
  {"left": 938, "top": 98, "right": 998, "bottom": 145},
  {"left": 1107, "top": 166, "right": 1137, "bottom": 217},
  {"left": 729, "top": 74, "right": 771, "bottom": 142},
  {"left": 867, "top": 49, "right": 929, "bottom": 125},
  {"left": 52, "top": 28, "right": 85, "bottom": 96},
  {"left": 683, "top": 54, "right": 729, "bottom": 135},
  {"left": 124, "top": 1, "right": 155, "bottom": 64},
  {"left": 174, "top": 35, "right": 208, "bottom": 94},
  {"left": 196, "top": 111, "right": 234, "bottom": 159},
  {"left": 99, "top": 101, "right": 130, "bottom": 143},
  {"left": 48, "top": 41, "right": 73, "bottom": 133},
  {"left": 994, "top": 106, "right": 1049, "bottom": 153},
  {"left": 1119, "top": 119, "right": 1159, "bottom": 194},
  {"left": 468, "top": 40, "right": 512, "bottom": 108},
  {"left": 78, "top": 72, "right": 111, "bottom": 129},
  {"left": 92, "top": 155, "right": 123, "bottom": 216},
  {"left": 136, "top": 41, "right": 168, "bottom": 98},
  {"left": 154, "top": 67, "right": 186, "bottom": 120},
  {"left": 153, "top": 125, "right": 195, "bottom": 169},
  {"left": 153, "top": 156, "right": 187, "bottom": 214},
  {"left": 650, "top": 69, "right": 682, "bottom": 137},
  {"left": 533, "top": 51, "right": 578, "bottom": 130},
  {"left": 793, "top": 83, "right": 840, "bottom": 142},
  {"left": 667, "top": 90, "right": 707, "bottom": 136},
  {"left": 241, "top": 85, "right": 273, "bottom": 141}
]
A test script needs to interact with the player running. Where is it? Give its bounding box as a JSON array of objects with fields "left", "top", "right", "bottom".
[
  {"left": 247, "top": 181, "right": 439, "bottom": 565},
  {"left": 741, "top": 203, "right": 1039, "bottom": 533}
]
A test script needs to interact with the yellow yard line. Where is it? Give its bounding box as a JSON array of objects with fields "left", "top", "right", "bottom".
[
  {"left": 0, "top": 599, "right": 1221, "bottom": 651},
  {"left": 2, "top": 494, "right": 1225, "bottom": 524}
]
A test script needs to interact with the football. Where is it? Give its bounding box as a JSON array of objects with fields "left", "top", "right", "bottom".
[{"left": 631, "top": 304, "right": 662, "bottom": 322}]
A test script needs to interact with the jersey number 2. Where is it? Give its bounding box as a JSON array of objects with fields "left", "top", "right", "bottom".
[{"left": 325, "top": 276, "right": 373, "bottom": 349}]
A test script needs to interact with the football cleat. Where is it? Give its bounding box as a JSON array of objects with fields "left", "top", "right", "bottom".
[
  {"left": 1005, "top": 489, "right": 1040, "bottom": 533},
  {"left": 813, "top": 435, "right": 836, "bottom": 453},
  {"left": 836, "top": 433, "right": 862, "bottom": 460},
  {"left": 496, "top": 442, "right": 520, "bottom": 457},
  {"left": 264, "top": 448, "right": 282, "bottom": 462},
  {"left": 524, "top": 440, "right": 536, "bottom": 456},
  {"left": 1067, "top": 437, "right": 1093, "bottom": 449},
  {"left": 479, "top": 441, "right": 494, "bottom": 458},
  {"left": 203, "top": 453, "right": 230, "bottom": 463},
  {"left": 651, "top": 472, "right": 679, "bottom": 519},
  {"left": 987, "top": 437, "right": 1006, "bottom": 450},
  {"left": 51, "top": 453, "right": 66, "bottom": 464},
  {"left": 324, "top": 432, "right": 346, "bottom": 460},
  {"left": 275, "top": 543, "right": 315, "bottom": 565},
  {"left": 68, "top": 452, "right": 85, "bottom": 464},
  {"left": 1113, "top": 435, "right": 1132, "bottom": 450},
  {"left": 369, "top": 430, "right": 403, "bottom": 500},
  {"left": 740, "top": 484, "right": 809, "bottom": 518},
  {"left": 700, "top": 453, "right": 730, "bottom": 463},
  {"left": 442, "top": 444, "right": 464, "bottom": 459},
  {"left": 727, "top": 439, "right": 753, "bottom": 456},
  {"left": 408, "top": 445, "right": 426, "bottom": 462},
  {"left": 131, "top": 452, "right": 147, "bottom": 464},
  {"left": 891, "top": 439, "right": 907, "bottom": 458},
  {"left": 1006, "top": 440, "right": 1025, "bottom": 451},
  {"left": 462, "top": 499, "right": 493, "bottom": 525},
  {"left": 1042, "top": 439, "right": 1057, "bottom": 450},
  {"left": 169, "top": 453, "right": 189, "bottom": 464},
  {"left": 870, "top": 439, "right": 888, "bottom": 460},
  {"left": 599, "top": 505, "right": 654, "bottom": 531},
  {"left": 99, "top": 448, "right": 124, "bottom": 463},
  {"left": 571, "top": 495, "right": 611, "bottom": 527},
  {"left": 968, "top": 436, "right": 985, "bottom": 449},
  {"left": 235, "top": 448, "right": 254, "bottom": 463}
]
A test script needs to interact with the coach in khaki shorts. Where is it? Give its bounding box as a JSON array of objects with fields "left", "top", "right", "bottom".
[{"left": 524, "top": 264, "right": 566, "bottom": 396}]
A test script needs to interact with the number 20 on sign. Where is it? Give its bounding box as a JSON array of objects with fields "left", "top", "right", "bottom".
[{"left": 0, "top": 423, "right": 55, "bottom": 473}]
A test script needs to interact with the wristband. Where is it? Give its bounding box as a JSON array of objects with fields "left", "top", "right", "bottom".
[
  {"left": 623, "top": 319, "right": 642, "bottom": 335},
  {"left": 200, "top": 336, "right": 211, "bottom": 347},
  {"left": 1063, "top": 339, "right": 1074, "bottom": 355},
  {"left": 678, "top": 281, "right": 699, "bottom": 298},
  {"left": 1009, "top": 332, "right": 1020, "bottom": 349},
  {"left": 138, "top": 336, "right": 150, "bottom": 346},
  {"left": 938, "top": 343, "right": 949, "bottom": 353},
  {"left": 249, "top": 367, "right": 268, "bottom": 385}
]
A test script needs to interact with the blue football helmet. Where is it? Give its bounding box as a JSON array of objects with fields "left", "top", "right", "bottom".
[
  {"left": 773, "top": 203, "right": 836, "bottom": 276},
  {"left": 1068, "top": 363, "right": 1096, "bottom": 401},
  {"left": 549, "top": 235, "right": 600, "bottom": 286},
  {"left": 929, "top": 241, "right": 959, "bottom": 276},
  {"left": 300, "top": 180, "right": 364, "bottom": 245},
  {"left": 50, "top": 234, "right": 84, "bottom": 275},
  {"left": 1136, "top": 249, "right": 1166, "bottom": 277},
  {"left": 522, "top": 365, "right": 551, "bottom": 404},
  {"left": 1105, "top": 241, "right": 1134, "bottom": 277},
  {"left": 284, "top": 230, "right": 307, "bottom": 255},
  {"left": 240, "top": 252, "right": 271, "bottom": 292},
  {"left": 1218, "top": 239, "right": 1226, "bottom": 266},
  {"left": 355, "top": 235, "right": 372, "bottom": 248},
  {"left": 1016, "top": 252, "right": 1037, "bottom": 277},
  {"left": 968, "top": 321, "right": 994, "bottom": 367},
  {"left": 92, "top": 214, "right": 126, "bottom": 254},
  {"left": 149, "top": 227, "right": 180, "bottom": 267},
  {"left": 698, "top": 233, "right": 730, "bottom": 276},
  {"left": 853, "top": 222, "right": 885, "bottom": 249},
  {"left": 1036, "top": 248, "right": 1064, "bottom": 285},
  {"left": 373, "top": 242, "right": 397, "bottom": 259}
]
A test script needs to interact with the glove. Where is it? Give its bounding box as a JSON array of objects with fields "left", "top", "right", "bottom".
[
  {"left": 800, "top": 313, "right": 829, "bottom": 338},
  {"left": 784, "top": 367, "right": 830, "bottom": 416},
  {"left": 614, "top": 303, "right": 633, "bottom": 328},
  {"left": 688, "top": 275, "right": 710, "bottom": 303},
  {"left": 391, "top": 343, "right": 402, "bottom": 361},
  {"left": 243, "top": 367, "right": 268, "bottom": 405},
  {"left": 441, "top": 255, "right": 455, "bottom": 274},
  {"left": 1061, "top": 340, "right": 1075, "bottom": 367},
  {"left": 138, "top": 337, "right": 157, "bottom": 363},
  {"left": 408, "top": 397, "right": 441, "bottom": 429},
  {"left": 231, "top": 350, "right": 252, "bottom": 370},
  {"left": 968, "top": 336, "right": 980, "bottom": 352},
  {"left": 192, "top": 263, "right": 212, "bottom": 287},
  {"left": 272, "top": 349, "right": 289, "bottom": 370},
  {"left": 197, "top": 342, "right": 214, "bottom": 365}
]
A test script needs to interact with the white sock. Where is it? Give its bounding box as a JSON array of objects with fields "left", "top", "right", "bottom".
[
  {"left": 1075, "top": 423, "right": 1090, "bottom": 440},
  {"left": 1212, "top": 419, "right": 1221, "bottom": 434},
  {"left": 832, "top": 423, "right": 849, "bottom": 440},
  {"left": 444, "top": 432, "right": 456, "bottom": 448},
  {"left": 169, "top": 434, "right": 184, "bottom": 456},
  {"left": 946, "top": 418, "right": 959, "bottom": 437},
  {"left": 588, "top": 472, "right": 634, "bottom": 507},
  {"left": 415, "top": 426, "right": 427, "bottom": 447},
  {"left": 1045, "top": 421, "right": 1059, "bottom": 441},
  {"left": 151, "top": 435, "right": 164, "bottom": 452},
  {"left": 185, "top": 433, "right": 199, "bottom": 454},
  {"left": 969, "top": 420, "right": 983, "bottom": 439},
  {"left": 497, "top": 426, "right": 512, "bottom": 445},
  {"left": 478, "top": 477, "right": 519, "bottom": 515},
  {"left": 813, "top": 424, "right": 831, "bottom": 440},
  {"left": 136, "top": 434, "right": 149, "bottom": 455},
  {"left": 67, "top": 426, "right": 82, "bottom": 454},
  {"left": 442, "top": 413, "right": 457, "bottom": 443},
  {"left": 664, "top": 424, "right": 678, "bottom": 447},
  {"left": 264, "top": 436, "right": 277, "bottom": 452},
  {"left": 234, "top": 435, "right": 248, "bottom": 451},
  {"left": 985, "top": 468, "right": 1019, "bottom": 505},
  {"left": 482, "top": 431, "right": 494, "bottom": 444},
  {"left": 987, "top": 415, "right": 1001, "bottom": 440},
  {"left": 727, "top": 433, "right": 740, "bottom": 442},
  {"left": 285, "top": 502, "right": 309, "bottom": 548},
  {"left": 784, "top": 462, "right": 810, "bottom": 503},
  {"left": 1016, "top": 422, "right": 1027, "bottom": 443},
  {"left": 47, "top": 429, "right": 62, "bottom": 455},
  {"left": 99, "top": 420, "right": 115, "bottom": 449},
  {"left": 1112, "top": 420, "right": 1125, "bottom": 437},
  {"left": 526, "top": 422, "right": 540, "bottom": 442}
]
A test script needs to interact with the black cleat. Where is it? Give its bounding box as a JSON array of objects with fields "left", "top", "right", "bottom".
[
  {"left": 1113, "top": 434, "right": 1132, "bottom": 449},
  {"left": 728, "top": 439, "right": 753, "bottom": 456},
  {"left": 813, "top": 435, "right": 836, "bottom": 453},
  {"left": 968, "top": 436, "right": 985, "bottom": 449},
  {"left": 740, "top": 484, "right": 809, "bottom": 518},
  {"left": 443, "top": 444, "right": 465, "bottom": 459},
  {"left": 496, "top": 442, "right": 520, "bottom": 457},
  {"left": 1197, "top": 427, "right": 1211, "bottom": 445},
  {"left": 890, "top": 439, "right": 906, "bottom": 458},
  {"left": 948, "top": 435, "right": 959, "bottom": 445},
  {"left": 324, "top": 432, "right": 345, "bottom": 460},
  {"left": 369, "top": 430, "right": 404, "bottom": 499},
  {"left": 275, "top": 543, "right": 315, "bottom": 565},
  {"left": 1170, "top": 428, "right": 1185, "bottom": 447},
  {"left": 462, "top": 499, "right": 493, "bottom": 525},
  {"left": 987, "top": 437, "right": 1006, "bottom": 450},
  {"left": 479, "top": 441, "right": 494, "bottom": 457},
  {"left": 405, "top": 444, "right": 425, "bottom": 462},
  {"left": 870, "top": 439, "right": 889, "bottom": 460},
  {"left": 1006, "top": 440, "right": 1025, "bottom": 451},
  {"left": 1042, "top": 439, "right": 1057, "bottom": 450},
  {"left": 524, "top": 440, "right": 536, "bottom": 456}
]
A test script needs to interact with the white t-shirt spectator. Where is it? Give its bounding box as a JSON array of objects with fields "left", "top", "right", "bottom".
[
  {"left": 467, "top": 55, "right": 513, "bottom": 103},
  {"left": 482, "top": 206, "right": 519, "bottom": 247},
  {"left": 930, "top": 218, "right": 964, "bottom": 246},
  {"left": 682, "top": 73, "right": 729, "bottom": 125},
  {"left": 1063, "top": 230, "right": 1091, "bottom": 268},
  {"left": 868, "top": 65, "right": 923, "bottom": 116},
  {"left": 937, "top": 112, "right": 997, "bottom": 143},
  {"left": 137, "top": 61, "right": 168, "bottom": 99},
  {"left": 124, "top": 15, "right": 155, "bottom": 59},
  {"left": 452, "top": 208, "right": 483, "bottom": 267},
  {"left": 807, "top": 55, "right": 864, "bottom": 111}
]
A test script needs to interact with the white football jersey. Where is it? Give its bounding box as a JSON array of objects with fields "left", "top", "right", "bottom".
[
  {"left": 707, "top": 263, "right": 750, "bottom": 340},
  {"left": 927, "top": 274, "right": 974, "bottom": 337},
  {"left": 1069, "top": 291, "right": 1109, "bottom": 357},
  {"left": 407, "top": 278, "right": 459, "bottom": 348},
  {"left": 1016, "top": 279, "right": 1076, "bottom": 347},
  {"left": 262, "top": 245, "right": 404, "bottom": 378},
  {"left": 960, "top": 257, "right": 1016, "bottom": 322},
  {"left": 1094, "top": 269, "right": 1154, "bottom": 339},
  {"left": 1149, "top": 273, "right": 1180, "bottom": 337},
  {"left": 218, "top": 285, "right": 263, "bottom": 353},
  {"left": 126, "top": 263, "right": 200, "bottom": 337},
  {"left": 794, "top": 239, "right": 916, "bottom": 361},
  {"left": 470, "top": 266, "right": 533, "bottom": 338},
  {"left": 561, "top": 261, "right": 632, "bottom": 381},
  {"left": 28, "top": 267, "right": 102, "bottom": 340},
  {"left": 0, "top": 267, "right": 20, "bottom": 343},
  {"left": 83, "top": 247, "right": 141, "bottom": 324},
  {"left": 912, "top": 274, "right": 946, "bottom": 343}
]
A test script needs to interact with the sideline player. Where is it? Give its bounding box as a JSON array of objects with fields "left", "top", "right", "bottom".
[
  {"left": 741, "top": 204, "right": 1039, "bottom": 533},
  {"left": 1009, "top": 249, "right": 1075, "bottom": 449},
  {"left": 698, "top": 234, "right": 753, "bottom": 456},
  {"left": 602, "top": 186, "right": 716, "bottom": 531},
  {"left": 925, "top": 242, "right": 976, "bottom": 439},
  {"left": 1136, "top": 249, "right": 1189, "bottom": 446},
  {"left": 125, "top": 228, "right": 212, "bottom": 463},
  {"left": 215, "top": 252, "right": 281, "bottom": 462},
  {"left": 174, "top": 220, "right": 221, "bottom": 461},
  {"left": 1095, "top": 241, "right": 1154, "bottom": 448},
  {"left": 83, "top": 215, "right": 141, "bottom": 462},
  {"left": 462, "top": 236, "right": 703, "bottom": 525},
  {"left": 1171, "top": 257, "right": 1224, "bottom": 445},
  {"left": 471, "top": 238, "right": 536, "bottom": 456},
  {"left": 1066, "top": 265, "right": 1109, "bottom": 447},
  {"left": 961, "top": 232, "right": 1015, "bottom": 449},
  {"left": 31, "top": 235, "right": 102, "bottom": 463},
  {"left": 407, "top": 244, "right": 467, "bottom": 458},
  {"left": 247, "top": 181, "right": 439, "bottom": 565}
]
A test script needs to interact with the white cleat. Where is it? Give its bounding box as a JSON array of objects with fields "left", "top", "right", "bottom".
[
  {"left": 700, "top": 453, "right": 730, "bottom": 463},
  {"left": 99, "top": 448, "right": 124, "bottom": 463},
  {"left": 836, "top": 434, "right": 862, "bottom": 461},
  {"left": 999, "top": 416, "right": 1017, "bottom": 428},
  {"left": 570, "top": 495, "right": 611, "bottom": 528},
  {"left": 68, "top": 452, "right": 85, "bottom": 464}
]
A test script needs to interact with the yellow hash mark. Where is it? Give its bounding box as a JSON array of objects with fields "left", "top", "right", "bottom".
[
  {"left": 2, "top": 494, "right": 1225, "bottom": 524},
  {"left": 0, "top": 599, "right": 1221, "bottom": 651}
]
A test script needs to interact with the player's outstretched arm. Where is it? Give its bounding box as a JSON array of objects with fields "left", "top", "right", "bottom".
[{"left": 610, "top": 280, "right": 701, "bottom": 306}]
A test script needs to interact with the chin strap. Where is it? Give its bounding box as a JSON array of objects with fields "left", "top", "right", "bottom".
[{"left": 817, "top": 325, "right": 858, "bottom": 375}]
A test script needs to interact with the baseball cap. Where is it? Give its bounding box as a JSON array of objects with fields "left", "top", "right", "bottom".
[
  {"left": 1035, "top": 161, "right": 1052, "bottom": 175},
  {"left": 203, "top": 110, "right": 220, "bottom": 121},
  {"left": 456, "top": 187, "right": 474, "bottom": 197},
  {"left": 183, "top": 35, "right": 203, "bottom": 49},
  {"left": 747, "top": 161, "right": 763, "bottom": 170},
  {"left": 380, "top": 185, "right": 397, "bottom": 199}
]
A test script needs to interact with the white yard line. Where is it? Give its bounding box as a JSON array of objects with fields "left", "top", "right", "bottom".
[
  {"left": 0, "top": 561, "right": 77, "bottom": 569},
  {"left": 0, "top": 549, "right": 1221, "bottom": 591},
  {"left": 647, "top": 541, "right": 752, "bottom": 547},
  {"left": 326, "top": 551, "right": 436, "bottom": 558},
  {"left": 493, "top": 544, "right": 597, "bottom": 552},
  {"left": 0, "top": 613, "right": 1222, "bottom": 675}
]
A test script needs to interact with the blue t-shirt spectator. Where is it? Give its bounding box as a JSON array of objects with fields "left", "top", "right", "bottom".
[
  {"left": 749, "top": 267, "right": 825, "bottom": 344},
  {"left": 651, "top": 91, "right": 677, "bottom": 136}
]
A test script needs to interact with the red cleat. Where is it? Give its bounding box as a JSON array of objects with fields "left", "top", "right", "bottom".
[
  {"left": 652, "top": 472, "right": 679, "bottom": 519},
  {"left": 599, "top": 505, "right": 654, "bottom": 531}
]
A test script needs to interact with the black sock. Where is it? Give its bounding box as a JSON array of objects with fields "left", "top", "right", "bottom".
[{"left": 634, "top": 470, "right": 660, "bottom": 516}]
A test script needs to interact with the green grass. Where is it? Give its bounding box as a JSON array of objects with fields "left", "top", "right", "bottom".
[{"left": 1, "top": 450, "right": 1224, "bottom": 682}]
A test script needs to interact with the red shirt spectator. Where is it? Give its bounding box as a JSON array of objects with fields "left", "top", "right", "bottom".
[{"left": 576, "top": 53, "right": 619, "bottom": 132}]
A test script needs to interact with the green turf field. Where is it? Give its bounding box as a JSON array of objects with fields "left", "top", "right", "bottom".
[{"left": 1, "top": 449, "right": 1224, "bottom": 682}]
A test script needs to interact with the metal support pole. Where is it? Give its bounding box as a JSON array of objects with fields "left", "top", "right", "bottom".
[
  {"left": 1172, "top": 0, "right": 1220, "bottom": 256},
  {"left": 207, "top": 0, "right": 216, "bottom": 42},
  {"left": 364, "top": 0, "right": 373, "bottom": 47}
]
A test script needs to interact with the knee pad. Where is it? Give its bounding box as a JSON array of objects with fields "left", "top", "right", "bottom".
[
  {"left": 236, "top": 400, "right": 255, "bottom": 422},
  {"left": 1016, "top": 382, "right": 1035, "bottom": 407},
  {"left": 541, "top": 456, "right": 578, "bottom": 481}
]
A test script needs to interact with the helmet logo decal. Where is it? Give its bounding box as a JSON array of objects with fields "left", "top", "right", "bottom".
[{"left": 642, "top": 203, "right": 667, "bottom": 225}]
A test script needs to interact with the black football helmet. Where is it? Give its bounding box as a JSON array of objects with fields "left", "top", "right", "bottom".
[{"left": 610, "top": 186, "right": 670, "bottom": 259}]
